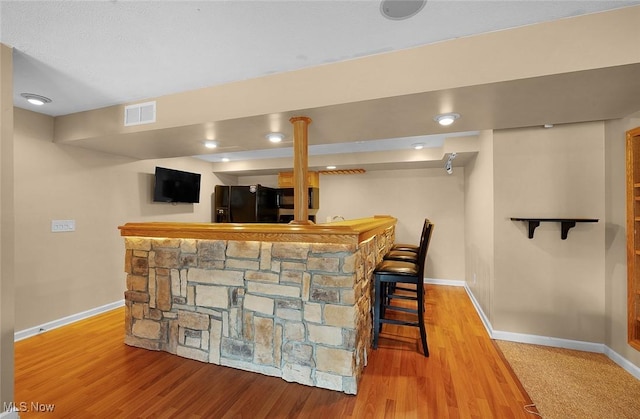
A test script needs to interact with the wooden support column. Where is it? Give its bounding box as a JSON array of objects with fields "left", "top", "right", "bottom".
[{"left": 289, "top": 116, "right": 312, "bottom": 225}]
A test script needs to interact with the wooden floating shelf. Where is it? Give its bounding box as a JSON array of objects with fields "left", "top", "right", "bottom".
[
  {"left": 510, "top": 218, "right": 599, "bottom": 240},
  {"left": 318, "top": 168, "right": 366, "bottom": 175}
]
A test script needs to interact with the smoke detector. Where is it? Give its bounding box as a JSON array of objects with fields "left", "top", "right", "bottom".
[{"left": 380, "top": 0, "right": 426, "bottom": 20}]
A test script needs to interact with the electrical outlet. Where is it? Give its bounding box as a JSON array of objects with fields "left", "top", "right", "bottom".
[{"left": 51, "top": 219, "right": 76, "bottom": 232}]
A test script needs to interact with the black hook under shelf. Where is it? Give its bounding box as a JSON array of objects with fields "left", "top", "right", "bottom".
[{"left": 510, "top": 218, "right": 598, "bottom": 240}]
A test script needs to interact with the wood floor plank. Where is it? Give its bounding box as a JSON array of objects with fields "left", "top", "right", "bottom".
[{"left": 14, "top": 285, "right": 537, "bottom": 418}]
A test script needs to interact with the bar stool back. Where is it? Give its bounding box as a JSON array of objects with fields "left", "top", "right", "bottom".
[
  {"left": 384, "top": 218, "right": 430, "bottom": 263},
  {"left": 372, "top": 220, "right": 433, "bottom": 356},
  {"left": 388, "top": 218, "right": 429, "bottom": 253},
  {"left": 384, "top": 218, "right": 430, "bottom": 301}
]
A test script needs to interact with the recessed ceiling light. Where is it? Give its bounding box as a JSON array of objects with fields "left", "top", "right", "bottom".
[
  {"left": 413, "top": 143, "right": 424, "bottom": 150},
  {"left": 380, "top": 0, "right": 426, "bottom": 20},
  {"left": 20, "top": 93, "right": 52, "bottom": 106},
  {"left": 266, "top": 132, "right": 284, "bottom": 143},
  {"left": 326, "top": 165, "right": 337, "bottom": 170},
  {"left": 204, "top": 141, "right": 218, "bottom": 149},
  {"left": 221, "top": 157, "right": 230, "bottom": 162},
  {"left": 434, "top": 113, "right": 460, "bottom": 126},
  {"left": 544, "top": 124, "right": 554, "bottom": 128}
]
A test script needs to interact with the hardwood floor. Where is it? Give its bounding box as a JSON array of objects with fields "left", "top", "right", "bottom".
[{"left": 14, "top": 285, "right": 537, "bottom": 418}]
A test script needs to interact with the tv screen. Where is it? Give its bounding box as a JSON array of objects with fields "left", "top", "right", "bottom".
[{"left": 153, "top": 167, "right": 201, "bottom": 203}]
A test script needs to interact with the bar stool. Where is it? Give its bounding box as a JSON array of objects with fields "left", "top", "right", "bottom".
[
  {"left": 383, "top": 218, "right": 429, "bottom": 299},
  {"left": 373, "top": 221, "right": 433, "bottom": 356},
  {"left": 388, "top": 219, "right": 428, "bottom": 253},
  {"left": 390, "top": 243, "right": 419, "bottom": 252}
]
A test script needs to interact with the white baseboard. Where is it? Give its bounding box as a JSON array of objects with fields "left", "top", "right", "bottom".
[
  {"left": 461, "top": 282, "right": 640, "bottom": 381},
  {"left": 461, "top": 282, "right": 494, "bottom": 336},
  {"left": 491, "top": 330, "right": 605, "bottom": 353},
  {"left": 605, "top": 346, "right": 640, "bottom": 380},
  {"left": 424, "top": 277, "right": 466, "bottom": 287},
  {"left": 14, "top": 300, "right": 124, "bottom": 342}
]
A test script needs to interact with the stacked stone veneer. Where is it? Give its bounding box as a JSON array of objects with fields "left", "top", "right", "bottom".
[{"left": 123, "top": 226, "right": 394, "bottom": 394}]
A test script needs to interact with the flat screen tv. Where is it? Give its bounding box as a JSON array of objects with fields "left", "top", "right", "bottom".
[{"left": 153, "top": 166, "right": 201, "bottom": 203}]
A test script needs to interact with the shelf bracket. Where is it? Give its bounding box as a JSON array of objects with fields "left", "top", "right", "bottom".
[
  {"left": 526, "top": 220, "right": 540, "bottom": 239},
  {"left": 560, "top": 220, "right": 577, "bottom": 240},
  {"left": 510, "top": 218, "right": 598, "bottom": 240}
]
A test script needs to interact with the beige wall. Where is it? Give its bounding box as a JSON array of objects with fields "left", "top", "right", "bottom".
[
  {"left": 492, "top": 123, "right": 606, "bottom": 342},
  {"left": 13, "top": 108, "right": 222, "bottom": 331},
  {"left": 321, "top": 168, "right": 466, "bottom": 281},
  {"left": 465, "top": 119, "right": 640, "bottom": 370},
  {"left": 604, "top": 114, "right": 640, "bottom": 365},
  {"left": 240, "top": 168, "right": 466, "bottom": 281},
  {"left": 464, "top": 130, "right": 495, "bottom": 320},
  {"left": 1, "top": 43, "right": 15, "bottom": 412}
]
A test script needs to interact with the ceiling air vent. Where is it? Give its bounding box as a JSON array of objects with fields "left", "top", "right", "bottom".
[{"left": 124, "top": 101, "right": 156, "bottom": 126}]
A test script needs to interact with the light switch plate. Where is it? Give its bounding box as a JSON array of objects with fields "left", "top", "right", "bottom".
[{"left": 51, "top": 219, "right": 75, "bottom": 232}]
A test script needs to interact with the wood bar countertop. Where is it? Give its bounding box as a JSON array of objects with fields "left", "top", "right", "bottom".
[{"left": 119, "top": 215, "right": 396, "bottom": 246}]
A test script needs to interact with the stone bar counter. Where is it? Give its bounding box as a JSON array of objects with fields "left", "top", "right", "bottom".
[{"left": 118, "top": 216, "right": 396, "bottom": 394}]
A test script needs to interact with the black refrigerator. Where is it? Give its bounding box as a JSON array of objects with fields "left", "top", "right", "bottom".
[{"left": 214, "top": 185, "right": 278, "bottom": 223}]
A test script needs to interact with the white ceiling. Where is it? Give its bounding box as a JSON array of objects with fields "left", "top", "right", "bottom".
[
  {"left": 2, "top": 0, "right": 640, "bottom": 172},
  {"left": 4, "top": 0, "right": 638, "bottom": 117}
]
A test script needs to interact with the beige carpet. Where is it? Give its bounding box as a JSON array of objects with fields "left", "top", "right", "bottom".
[{"left": 496, "top": 340, "right": 640, "bottom": 419}]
